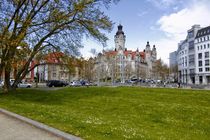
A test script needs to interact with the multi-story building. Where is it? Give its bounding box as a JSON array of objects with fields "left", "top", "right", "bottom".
[
  {"left": 176, "top": 25, "right": 210, "bottom": 85},
  {"left": 169, "top": 51, "right": 177, "bottom": 68},
  {"left": 35, "top": 52, "right": 74, "bottom": 82},
  {"left": 94, "top": 24, "right": 157, "bottom": 83},
  {"left": 169, "top": 51, "right": 178, "bottom": 82},
  {"left": 194, "top": 26, "right": 210, "bottom": 84}
]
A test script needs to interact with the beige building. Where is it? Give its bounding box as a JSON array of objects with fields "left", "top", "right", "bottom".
[
  {"left": 35, "top": 52, "right": 74, "bottom": 82},
  {"left": 94, "top": 24, "right": 157, "bottom": 83}
]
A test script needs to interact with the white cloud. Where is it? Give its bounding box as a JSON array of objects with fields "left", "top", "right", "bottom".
[
  {"left": 154, "top": 1, "right": 210, "bottom": 64},
  {"left": 157, "top": 3, "right": 210, "bottom": 40},
  {"left": 155, "top": 39, "right": 178, "bottom": 64}
]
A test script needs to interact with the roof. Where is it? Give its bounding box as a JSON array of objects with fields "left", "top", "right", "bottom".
[
  {"left": 115, "top": 24, "right": 125, "bottom": 36},
  {"left": 195, "top": 26, "right": 210, "bottom": 39},
  {"left": 44, "top": 52, "right": 64, "bottom": 64},
  {"left": 104, "top": 50, "right": 145, "bottom": 60}
]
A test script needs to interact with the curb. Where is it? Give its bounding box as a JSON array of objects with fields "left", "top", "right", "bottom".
[{"left": 0, "top": 108, "right": 82, "bottom": 140}]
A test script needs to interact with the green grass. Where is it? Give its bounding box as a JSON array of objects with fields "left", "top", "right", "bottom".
[{"left": 0, "top": 87, "right": 210, "bottom": 140}]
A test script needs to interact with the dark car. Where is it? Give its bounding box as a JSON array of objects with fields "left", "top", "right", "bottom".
[{"left": 46, "top": 80, "right": 68, "bottom": 87}]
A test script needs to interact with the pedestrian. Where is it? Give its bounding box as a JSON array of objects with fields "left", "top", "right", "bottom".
[{"left": 178, "top": 82, "right": 181, "bottom": 88}]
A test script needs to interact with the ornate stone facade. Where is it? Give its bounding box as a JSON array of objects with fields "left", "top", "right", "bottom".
[{"left": 94, "top": 24, "right": 157, "bottom": 83}]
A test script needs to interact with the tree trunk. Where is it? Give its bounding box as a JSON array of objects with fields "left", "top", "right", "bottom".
[
  {"left": 3, "top": 67, "right": 11, "bottom": 93},
  {"left": 0, "top": 63, "right": 5, "bottom": 81}
]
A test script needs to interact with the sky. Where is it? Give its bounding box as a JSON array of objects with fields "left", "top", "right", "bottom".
[{"left": 80, "top": 0, "right": 210, "bottom": 64}]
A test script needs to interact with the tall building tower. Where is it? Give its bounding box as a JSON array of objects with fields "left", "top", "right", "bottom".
[
  {"left": 114, "top": 24, "right": 126, "bottom": 83},
  {"left": 115, "top": 24, "right": 126, "bottom": 51},
  {"left": 151, "top": 45, "right": 157, "bottom": 61},
  {"left": 145, "top": 41, "right": 151, "bottom": 63}
]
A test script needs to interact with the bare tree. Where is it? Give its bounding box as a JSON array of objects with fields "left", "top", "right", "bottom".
[{"left": 152, "top": 59, "right": 169, "bottom": 81}]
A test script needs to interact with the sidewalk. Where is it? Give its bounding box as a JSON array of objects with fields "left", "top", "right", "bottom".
[
  {"left": 0, "top": 109, "right": 82, "bottom": 140},
  {"left": 0, "top": 112, "right": 62, "bottom": 140}
]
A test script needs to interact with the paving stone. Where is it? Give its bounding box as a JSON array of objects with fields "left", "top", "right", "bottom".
[{"left": 0, "top": 113, "right": 62, "bottom": 140}]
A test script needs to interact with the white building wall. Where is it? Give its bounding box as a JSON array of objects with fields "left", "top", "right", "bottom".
[
  {"left": 177, "top": 25, "right": 210, "bottom": 85},
  {"left": 195, "top": 35, "right": 210, "bottom": 84}
]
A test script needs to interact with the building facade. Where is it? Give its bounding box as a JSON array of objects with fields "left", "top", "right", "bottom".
[
  {"left": 94, "top": 24, "right": 157, "bottom": 83},
  {"left": 169, "top": 51, "right": 177, "bottom": 67},
  {"left": 176, "top": 25, "right": 210, "bottom": 85},
  {"left": 169, "top": 51, "right": 178, "bottom": 82},
  {"left": 194, "top": 26, "right": 210, "bottom": 84},
  {"left": 35, "top": 52, "right": 74, "bottom": 82}
]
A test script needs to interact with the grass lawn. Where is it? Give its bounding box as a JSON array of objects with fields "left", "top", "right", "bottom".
[{"left": 0, "top": 87, "right": 210, "bottom": 140}]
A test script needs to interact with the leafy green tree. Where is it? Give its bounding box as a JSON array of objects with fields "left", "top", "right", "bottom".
[{"left": 0, "top": 0, "right": 119, "bottom": 93}]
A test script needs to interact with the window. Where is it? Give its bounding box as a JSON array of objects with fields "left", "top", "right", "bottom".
[
  {"left": 188, "top": 31, "right": 194, "bottom": 38},
  {"left": 198, "top": 61, "right": 202, "bottom": 67},
  {"left": 205, "top": 60, "right": 209, "bottom": 66},
  {"left": 185, "top": 56, "right": 187, "bottom": 67},
  {"left": 208, "top": 44, "right": 210, "bottom": 48},
  {"left": 197, "top": 46, "right": 199, "bottom": 50},
  {"left": 204, "top": 44, "right": 206, "bottom": 49},
  {"left": 53, "top": 73, "right": 56, "bottom": 77},
  {"left": 52, "top": 65, "right": 56, "bottom": 71},
  {"left": 188, "top": 41, "right": 194, "bottom": 51},
  {"left": 190, "top": 69, "right": 195, "bottom": 74},
  {"left": 205, "top": 52, "right": 209, "bottom": 58},
  {"left": 182, "top": 57, "right": 184, "bottom": 67},
  {"left": 198, "top": 53, "right": 202, "bottom": 59},
  {"left": 207, "top": 76, "right": 210, "bottom": 84},
  {"left": 201, "top": 45, "right": 203, "bottom": 50},
  {"left": 199, "top": 68, "right": 203, "bottom": 72},
  {"left": 199, "top": 76, "right": 203, "bottom": 84},
  {"left": 206, "top": 67, "right": 210, "bottom": 72},
  {"left": 189, "top": 54, "right": 195, "bottom": 66}
]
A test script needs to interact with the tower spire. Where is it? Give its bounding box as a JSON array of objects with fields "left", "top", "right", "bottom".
[{"left": 114, "top": 24, "right": 126, "bottom": 51}]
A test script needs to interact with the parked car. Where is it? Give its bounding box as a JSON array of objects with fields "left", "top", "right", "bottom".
[
  {"left": 88, "top": 82, "right": 97, "bottom": 86},
  {"left": 70, "top": 81, "right": 82, "bottom": 87},
  {"left": 18, "top": 82, "right": 32, "bottom": 88},
  {"left": 130, "top": 78, "right": 138, "bottom": 84},
  {"left": 0, "top": 80, "right": 32, "bottom": 88},
  {"left": 0, "top": 80, "right": 3, "bottom": 87},
  {"left": 46, "top": 80, "right": 68, "bottom": 87}
]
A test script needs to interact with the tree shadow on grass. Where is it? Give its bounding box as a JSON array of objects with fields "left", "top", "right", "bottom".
[{"left": 0, "top": 89, "right": 65, "bottom": 106}]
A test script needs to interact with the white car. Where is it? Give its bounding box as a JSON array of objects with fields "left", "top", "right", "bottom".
[
  {"left": 0, "top": 80, "right": 32, "bottom": 88},
  {"left": 18, "top": 82, "right": 32, "bottom": 88},
  {"left": 0, "top": 81, "right": 3, "bottom": 87},
  {"left": 70, "top": 81, "right": 81, "bottom": 87}
]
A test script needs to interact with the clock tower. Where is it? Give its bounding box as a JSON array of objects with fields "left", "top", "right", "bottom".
[{"left": 115, "top": 24, "right": 126, "bottom": 51}]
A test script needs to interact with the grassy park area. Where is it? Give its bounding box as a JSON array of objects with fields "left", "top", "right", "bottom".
[{"left": 0, "top": 87, "right": 210, "bottom": 140}]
